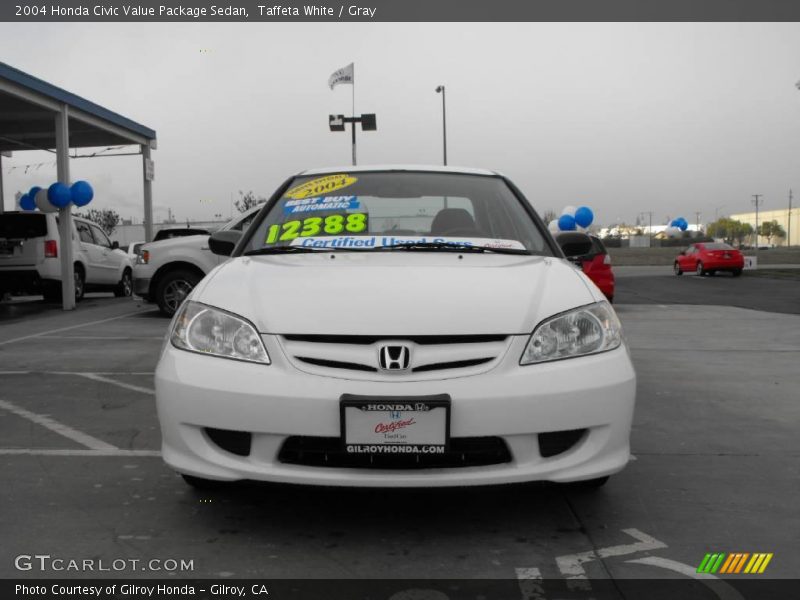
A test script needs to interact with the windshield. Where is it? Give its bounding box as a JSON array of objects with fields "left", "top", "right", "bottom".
[{"left": 240, "top": 171, "right": 552, "bottom": 255}]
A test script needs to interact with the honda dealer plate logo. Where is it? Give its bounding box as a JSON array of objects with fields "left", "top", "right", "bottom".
[{"left": 378, "top": 345, "right": 410, "bottom": 371}]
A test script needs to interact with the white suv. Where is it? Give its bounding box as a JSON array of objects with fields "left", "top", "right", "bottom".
[
  {"left": 0, "top": 211, "right": 133, "bottom": 301},
  {"left": 133, "top": 207, "right": 261, "bottom": 316}
]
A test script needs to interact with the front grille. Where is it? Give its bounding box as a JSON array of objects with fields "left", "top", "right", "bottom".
[
  {"left": 295, "top": 356, "right": 495, "bottom": 374},
  {"left": 412, "top": 358, "right": 493, "bottom": 372},
  {"left": 296, "top": 357, "right": 377, "bottom": 372},
  {"left": 278, "top": 436, "right": 512, "bottom": 469},
  {"left": 538, "top": 429, "right": 587, "bottom": 458},
  {"left": 204, "top": 427, "right": 252, "bottom": 457},
  {"left": 282, "top": 334, "right": 508, "bottom": 345},
  {"left": 282, "top": 334, "right": 509, "bottom": 376}
]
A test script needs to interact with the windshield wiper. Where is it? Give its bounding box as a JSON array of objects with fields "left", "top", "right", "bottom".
[{"left": 377, "top": 242, "right": 531, "bottom": 255}]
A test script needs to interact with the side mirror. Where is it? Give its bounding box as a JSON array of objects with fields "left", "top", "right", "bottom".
[
  {"left": 679, "top": 250, "right": 686, "bottom": 255},
  {"left": 111, "top": 241, "right": 119, "bottom": 250},
  {"left": 555, "top": 232, "right": 593, "bottom": 258},
  {"left": 208, "top": 230, "right": 243, "bottom": 256}
]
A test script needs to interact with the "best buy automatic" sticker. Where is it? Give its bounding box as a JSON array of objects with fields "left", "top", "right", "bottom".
[{"left": 284, "top": 174, "right": 358, "bottom": 200}]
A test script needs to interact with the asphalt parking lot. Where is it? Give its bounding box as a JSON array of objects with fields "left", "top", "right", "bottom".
[{"left": 0, "top": 272, "right": 798, "bottom": 589}]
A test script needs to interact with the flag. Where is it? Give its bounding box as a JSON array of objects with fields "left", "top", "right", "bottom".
[{"left": 328, "top": 63, "right": 354, "bottom": 89}]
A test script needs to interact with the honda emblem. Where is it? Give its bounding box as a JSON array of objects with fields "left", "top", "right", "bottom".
[{"left": 378, "top": 345, "right": 410, "bottom": 371}]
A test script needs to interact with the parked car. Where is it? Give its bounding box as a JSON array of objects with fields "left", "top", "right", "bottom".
[
  {"left": 134, "top": 208, "right": 260, "bottom": 316},
  {"left": 0, "top": 211, "right": 133, "bottom": 301},
  {"left": 674, "top": 242, "right": 744, "bottom": 277},
  {"left": 155, "top": 166, "right": 636, "bottom": 490},
  {"left": 153, "top": 227, "right": 211, "bottom": 242},
  {"left": 122, "top": 240, "right": 146, "bottom": 265},
  {"left": 560, "top": 234, "right": 615, "bottom": 302}
]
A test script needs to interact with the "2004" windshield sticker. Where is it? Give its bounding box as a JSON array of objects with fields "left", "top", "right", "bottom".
[
  {"left": 283, "top": 196, "right": 360, "bottom": 215},
  {"left": 284, "top": 174, "right": 357, "bottom": 200},
  {"left": 265, "top": 213, "right": 368, "bottom": 244}
]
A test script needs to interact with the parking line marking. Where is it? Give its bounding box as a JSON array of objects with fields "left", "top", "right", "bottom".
[
  {"left": 555, "top": 528, "right": 667, "bottom": 589},
  {"left": 0, "top": 449, "right": 160, "bottom": 457},
  {"left": 70, "top": 373, "right": 155, "bottom": 395},
  {"left": 627, "top": 557, "right": 746, "bottom": 600},
  {"left": 515, "top": 568, "right": 546, "bottom": 600},
  {"left": 0, "top": 399, "right": 118, "bottom": 451},
  {"left": 0, "top": 310, "right": 146, "bottom": 346}
]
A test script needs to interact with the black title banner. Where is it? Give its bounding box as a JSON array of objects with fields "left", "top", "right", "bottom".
[
  {"left": 4, "top": 0, "right": 800, "bottom": 22},
  {"left": 3, "top": 579, "right": 798, "bottom": 600}
]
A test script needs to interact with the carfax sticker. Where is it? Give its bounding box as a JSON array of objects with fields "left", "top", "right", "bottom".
[
  {"left": 284, "top": 174, "right": 357, "bottom": 200},
  {"left": 283, "top": 196, "right": 360, "bottom": 214}
]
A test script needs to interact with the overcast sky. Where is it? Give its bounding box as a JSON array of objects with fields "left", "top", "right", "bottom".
[{"left": 2, "top": 22, "right": 800, "bottom": 227}]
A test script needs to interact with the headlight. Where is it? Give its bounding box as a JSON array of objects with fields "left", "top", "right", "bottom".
[
  {"left": 170, "top": 301, "right": 270, "bottom": 364},
  {"left": 520, "top": 301, "right": 622, "bottom": 365},
  {"left": 137, "top": 250, "right": 149, "bottom": 264}
]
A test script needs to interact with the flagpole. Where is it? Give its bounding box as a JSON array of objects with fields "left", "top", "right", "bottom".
[{"left": 351, "top": 63, "right": 356, "bottom": 166}]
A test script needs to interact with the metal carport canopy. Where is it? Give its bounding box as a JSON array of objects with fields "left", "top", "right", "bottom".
[{"left": 0, "top": 61, "right": 157, "bottom": 310}]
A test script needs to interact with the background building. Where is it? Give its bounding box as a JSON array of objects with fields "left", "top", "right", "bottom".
[{"left": 729, "top": 208, "right": 797, "bottom": 247}]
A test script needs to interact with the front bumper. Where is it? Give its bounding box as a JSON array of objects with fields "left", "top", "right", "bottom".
[{"left": 155, "top": 337, "right": 636, "bottom": 487}]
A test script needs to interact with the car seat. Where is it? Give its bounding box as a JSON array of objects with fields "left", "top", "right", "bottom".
[{"left": 430, "top": 208, "right": 478, "bottom": 235}]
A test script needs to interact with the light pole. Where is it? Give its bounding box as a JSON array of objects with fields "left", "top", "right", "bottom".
[
  {"left": 639, "top": 211, "right": 653, "bottom": 246},
  {"left": 752, "top": 194, "right": 763, "bottom": 249},
  {"left": 435, "top": 85, "right": 447, "bottom": 166}
]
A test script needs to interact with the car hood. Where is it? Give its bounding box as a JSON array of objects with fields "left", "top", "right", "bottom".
[
  {"left": 192, "top": 253, "right": 597, "bottom": 335},
  {"left": 142, "top": 234, "right": 212, "bottom": 251}
]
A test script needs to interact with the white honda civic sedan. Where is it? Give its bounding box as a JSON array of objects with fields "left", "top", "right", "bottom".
[{"left": 155, "top": 166, "right": 636, "bottom": 489}]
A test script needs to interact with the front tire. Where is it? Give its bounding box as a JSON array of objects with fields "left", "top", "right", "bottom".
[
  {"left": 674, "top": 262, "right": 683, "bottom": 276},
  {"left": 114, "top": 269, "right": 133, "bottom": 297},
  {"left": 155, "top": 268, "right": 201, "bottom": 317},
  {"left": 696, "top": 261, "right": 705, "bottom": 276}
]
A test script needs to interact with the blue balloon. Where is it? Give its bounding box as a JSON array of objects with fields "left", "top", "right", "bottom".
[
  {"left": 70, "top": 181, "right": 94, "bottom": 207},
  {"left": 28, "top": 186, "right": 42, "bottom": 201},
  {"left": 574, "top": 206, "right": 594, "bottom": 228},
  {"left": 19, "top": 194, "right": 36, "bottom": 211},
  {"left": 558, "top": 214, "right": 577, "bottom": 231},
  {"left": 48, "top": 182, "right": 72, "bottom": 208},
  {"left": 678, "top": 218, "right": 688, "bottom": 231}
]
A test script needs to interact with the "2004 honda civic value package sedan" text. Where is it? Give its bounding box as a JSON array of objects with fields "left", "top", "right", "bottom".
[{"left": 155, "top": 166, "right": 636, "bottom": 489}]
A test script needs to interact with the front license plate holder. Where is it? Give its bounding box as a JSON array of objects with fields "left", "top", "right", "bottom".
[{"left": 340, "top": 394, "right": 451, "bottom": 454}]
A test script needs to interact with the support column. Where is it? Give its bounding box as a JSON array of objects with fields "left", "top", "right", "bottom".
[
  {"left": 56, "top": 105, "right": 75, "bottom": 310},
  {"left": 142, "top": 144, "right": 153, "bottom": 242}
]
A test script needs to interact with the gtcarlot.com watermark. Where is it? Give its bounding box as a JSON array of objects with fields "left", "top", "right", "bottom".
[{"left": 14, "top": 554, "right": 194, "bottom": 573}]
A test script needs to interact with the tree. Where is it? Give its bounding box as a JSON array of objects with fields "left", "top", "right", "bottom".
[
  {"left": 758, "top": 220, "right": 786, "bottom": 246},
  {"left": 707, "top": 218, "right": 752, "bottom": 246},
  {"left": 235, "top": 190, "right": 267, "bottom": 213},
  {"left": 734, "top": 222, "right": 754, "bottom": 247},
  {"left": 75, "top": 208, "right": 121, "bottom": 236},
  {"left": 542, "top": 209, "right": 557, "bottom": 224}
]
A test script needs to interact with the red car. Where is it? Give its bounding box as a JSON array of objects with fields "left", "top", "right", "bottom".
[
  {"left": 577, "top": 235, "right": 615, "bottom": 302},
  {"left": 674, "top": 242, "right": 744, "bottom": 277}
]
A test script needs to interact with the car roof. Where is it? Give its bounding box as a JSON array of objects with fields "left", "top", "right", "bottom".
[{"left": 297, "top": 164, "right": 500, "bottom": 177}]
